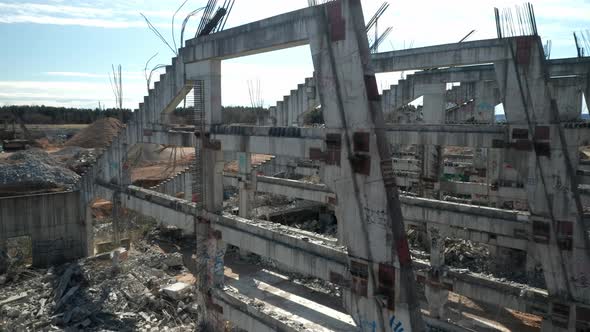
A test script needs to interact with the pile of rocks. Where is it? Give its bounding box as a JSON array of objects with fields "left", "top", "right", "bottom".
[
  {"left": 0, "top": 149, "right": 80, "bottom": 193},
  {"left": 52, "top": 146, "right": 97, "bottom": 175},
  {"left": 444, "top": 239, "right": 491, "bottom": 273},
  {"left": 0, "top": 242, "right": 201, "bottom": 331}
]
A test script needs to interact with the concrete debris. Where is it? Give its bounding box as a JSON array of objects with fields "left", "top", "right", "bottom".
[
  {"left": 0, "top": 240, "right": 199, "bottom": 331},
  {"left": 161, "top": 282, "right": 191, "bottom": 300},
  {"left": 0, "top": 149, "right": 80, "bottom": 193},
  {"left": 444, "top": 239, "right": 491, "bottom": 274},
  {"left": 64, "top": 148, "right": 97, "bottom": 174},
  {"left": 51, "top": 146, "right": 97, "bottom": 175}
]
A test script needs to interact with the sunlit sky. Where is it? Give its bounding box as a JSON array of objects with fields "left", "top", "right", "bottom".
[{"left": 0, "top": 0, "right": 588, "bottom": 111}]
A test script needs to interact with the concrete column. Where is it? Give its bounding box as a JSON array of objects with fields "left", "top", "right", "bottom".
[
  {"left": 283, "top": 96, "right": 290, "bottom": 125},
  {"left": 308, "top": 1, "right": 424, "bottom": 330},
  {"left": 297, "top": 83, "right": 305, "bottom": 125},
  {"left": 289, "top": 90, "right": 297, "bottom": 126},
  {"left": 419, "top": 83, "right": 446, "bottom": 124},
  {"left": 550, "top": 77, "right": 584, "bottom": 121},
  {"left": 186, "top": 60, "right": 222, "bottom": 125},
  {"left": 495, "top": 36, "right": 590, "bottom": 332},
  {"left": 0, "top": 232, "right": 7, "bottom": 275},
  {"left": 382, "top": 88, "right": 391, "bottom": 116},
  {"left": 425, "top": 226, "right": 449, "bottom": 319},
  {"left": 276, "top": 101, "right": 283, "bottom": 126},
  {"left": 237, "top": 152, "right": 253, "bottom": 218}
]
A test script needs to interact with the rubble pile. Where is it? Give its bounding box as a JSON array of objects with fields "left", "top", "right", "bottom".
[
  {"left": 0, "top": 149, "right": 80, "bottom": 193},
  {"left": 294, "top": 219, "right": 337, "bottom": 237},
  {"left": 444, "top": 239, "right": 491, "bottom": 273},
  {"left": 0, "top": 242, "right": 201, "bottom": 331},
  {"left": 64, "top": 149, "right": 97, "bottom": 174}
]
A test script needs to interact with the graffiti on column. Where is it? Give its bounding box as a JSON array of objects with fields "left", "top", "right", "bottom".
[{"left": 357, "top": 315, "right": 405, "bottom": 332}]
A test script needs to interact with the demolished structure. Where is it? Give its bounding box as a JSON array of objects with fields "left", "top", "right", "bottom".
[{"left": 2, "top": 1, "right": 590, "bottom": 331}]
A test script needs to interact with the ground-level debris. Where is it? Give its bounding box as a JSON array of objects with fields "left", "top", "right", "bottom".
[{"left": 0, "top": 238, "right": 200, "bottom": 331}]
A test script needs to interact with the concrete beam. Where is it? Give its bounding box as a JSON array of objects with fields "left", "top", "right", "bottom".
[
  {"left": 400, "top": 195, "right": 529, "bottom": 250},
  {"left": 211, "top": 125, "right": 325, "bottom": 157},
  {"left": 547, "top": 57, "right": 590, "bottom": 77},
  {"left": 97, "top": 181, "right": 546, "bottom": 316},
  {"left": 386, "top": 124, "right": 508, "bottom": 147},
  {"left": 208, "top": 212, "right": 348, "bottom": 282},
  {"left": 371, "top": 38, "right": 509, "bottom": 72},
  {"left": 182, "top": 7, "right": 318, "bottom": 62},
  {"left": 222, "top": 174, "right": 530, "bottom": 249},
  {"left": 95, "top": 182, "right": 196, "bottom": 232},
  {"left": 413, "top": 259, "right": 548, "bottom": 314}
]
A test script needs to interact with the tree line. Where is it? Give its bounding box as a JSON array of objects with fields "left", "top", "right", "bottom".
[
  {"left": 0, "top": 105, "right": 269, "bottom": 125},
  {"left": 0, "top": 105, "right": 132, "bottom": 124}
]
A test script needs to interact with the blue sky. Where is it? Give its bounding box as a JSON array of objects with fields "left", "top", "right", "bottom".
[{"left": 0, "top": 0, "right": 589, "bottom": 110}]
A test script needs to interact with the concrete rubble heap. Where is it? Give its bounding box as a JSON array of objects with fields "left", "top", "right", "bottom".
[
  {"left": 0, "top": 149, "right": 80, "bottom": 194},
  {"left": 0, "top": 238, "right": 199, "bottom": 331}
]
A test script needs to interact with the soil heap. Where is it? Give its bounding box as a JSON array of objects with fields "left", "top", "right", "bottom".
[{"left": 65, "top": 117, "right": 123, "bottom": 149}]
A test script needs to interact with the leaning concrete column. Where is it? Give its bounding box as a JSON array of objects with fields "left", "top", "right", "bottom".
[
  {"left": 308, "top": 1, "right": 425, "bottom": 330},
  {"left": 425, "top": 226, "right": 449, "bottom": 319},
  {"left": 495, "top": 36, "right": 590, "bottom": 332}
]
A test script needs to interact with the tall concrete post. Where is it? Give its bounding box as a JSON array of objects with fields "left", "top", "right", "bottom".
[
  {"left": 425, "top": 226, "right": 449, "bottom": 319},
  {"left": 237, "top": 152, "right": 253, "bottom": 218},
  {"left": 495, "top": 36, "right": 590, "bottom": 331},
  {"left": 186, "top": 60, "right": 226, "bottom": 329},
  {"left": 308, "top": 1, "right": 425, "bottom": 330},
  {"left": 0, "top": 230, "right": 7, "bottom": 275},
  {"left": 420, "top": 83, "right": 446, "bottom": 124},
  {"left": 419, "top": 83, "right": 445, "bottom": 200}
]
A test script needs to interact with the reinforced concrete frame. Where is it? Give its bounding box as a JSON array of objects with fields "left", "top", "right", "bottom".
[{"left": 23, "top": 1, "right": 589, "bottom": 331}]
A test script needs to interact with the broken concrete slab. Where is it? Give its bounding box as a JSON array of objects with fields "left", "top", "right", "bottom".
[{"left": 161, "top": 282, "right": 191, "bottom": 300}]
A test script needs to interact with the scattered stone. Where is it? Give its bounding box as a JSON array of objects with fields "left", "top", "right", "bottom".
[
  {"left": 161, "top": 282, "right": 191, "bottom": 300},
  {"left": 163, "top": 252, "right": 183, "bottom": 268}
]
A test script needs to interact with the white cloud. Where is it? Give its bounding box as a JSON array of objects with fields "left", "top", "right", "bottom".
[
  {"left": 44, "top": 71, "right": 147, "bottom": 80},
  {"left": 0, "top": 80, "right": 146, "bottom": 109}
]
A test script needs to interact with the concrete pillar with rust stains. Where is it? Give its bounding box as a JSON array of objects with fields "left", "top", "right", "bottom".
[{"left": 308, "top": 1, "right": 425, "bottom": 330}]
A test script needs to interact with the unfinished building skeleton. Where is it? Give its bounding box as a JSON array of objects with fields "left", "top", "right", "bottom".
[{"left": 2, "top": 0, "right": 590, "bottom": 331}]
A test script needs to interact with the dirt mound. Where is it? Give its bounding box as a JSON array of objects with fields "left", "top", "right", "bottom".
[{"left": 64, "top": 117, "right": 123, "bottom": 149}]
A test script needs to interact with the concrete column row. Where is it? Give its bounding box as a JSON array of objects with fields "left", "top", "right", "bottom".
[{"left": 269, "top": 77, "right": 319, "bottom": 126}]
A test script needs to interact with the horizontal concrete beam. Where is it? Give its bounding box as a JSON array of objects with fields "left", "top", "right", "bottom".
[
  {"left": 413, "top": 259, "right": 548, "bottom": 314},
  {"left": 208, "top": 212, "right": 348, "bottom": 282},
  {"left": 95, "top": 182, "right": 196, "bottom": 232},
  {"left": 400, "top": 195, "right": 529, "bottom": 250},
  {"left": 211, "top": 125, "right": 325, "bottom": 157},
  {"left": 221, "top": 174, "right": 530, "bottom": 249},
  {"left": 182, "top": 6, "right": 318, "bottom": 62},
  {"left": 547, "top": 57, "right": 590, "bottom": 77},
  {"left": 409, "top": 64, "right": 496, "bottom": 83},
  {"left": 371, "top": 38, "right": 509, "bottom": 72},
  {"left": 386, "top": 124, "right": 508, "bottom": 148},
  {"left": 100, "top": 182, "right": 545, "bottom": 316}
]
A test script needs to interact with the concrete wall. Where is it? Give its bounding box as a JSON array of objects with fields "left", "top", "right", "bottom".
[{"left": 0, "top": 191, "right": 88, "bottom": 270}]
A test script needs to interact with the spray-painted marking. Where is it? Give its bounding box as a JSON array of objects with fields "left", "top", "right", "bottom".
[{"left": 363, "top": 207, "right": 388, "bottom": 226}]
